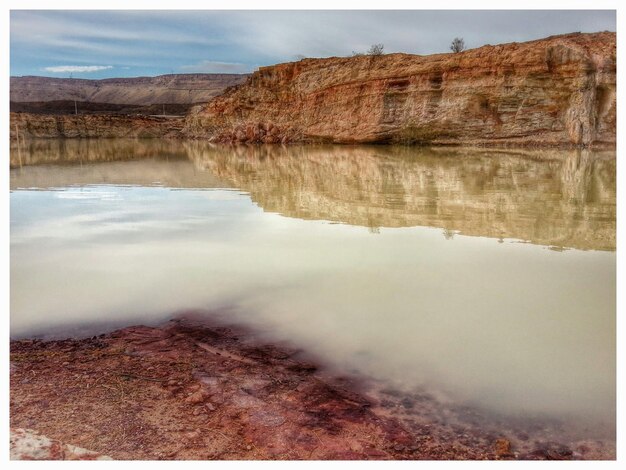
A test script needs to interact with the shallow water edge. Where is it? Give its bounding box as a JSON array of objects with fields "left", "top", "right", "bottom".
[{"left": 9, "top": 315, "right": 615, "bottom": 460}]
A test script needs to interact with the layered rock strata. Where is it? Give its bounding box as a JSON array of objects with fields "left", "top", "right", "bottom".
[
  {"left": 10, "top": 112, "right": 183, "bottom": 139},
  {"left": 184, "top": 32, "right": 615, "bottom": 147}
]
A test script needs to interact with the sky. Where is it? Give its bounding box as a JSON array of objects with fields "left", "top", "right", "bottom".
[{"left": 10, "top": 10, "right": 616, "bottom": 78}]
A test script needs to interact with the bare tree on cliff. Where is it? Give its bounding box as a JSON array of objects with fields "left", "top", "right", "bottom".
[
  {"left": 367, "top": 44, "right": 385, "bottom": 55},
  {"left": 450, "top": 37, "right": 465, "bottom": 53},
  {"left": 352, "top": 44, "right": 384, "bottom": 57}
]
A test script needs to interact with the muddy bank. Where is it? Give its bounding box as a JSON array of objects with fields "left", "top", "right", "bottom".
[{"left": 10, "top": 317, "right": 614, "bottom": 460}]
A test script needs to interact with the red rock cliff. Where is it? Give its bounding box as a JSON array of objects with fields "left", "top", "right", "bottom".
[{"left": 184, "top": 32, "right": 615, "bottom": 147}]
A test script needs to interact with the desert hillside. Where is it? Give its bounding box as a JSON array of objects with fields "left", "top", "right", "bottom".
[{"left": 10, "top": 74, "right": 248, "bottom": 112}]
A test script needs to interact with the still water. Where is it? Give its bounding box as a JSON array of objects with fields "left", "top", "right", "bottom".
[{"left": 10, "top": 139, "right": 616, "bottom": 439}]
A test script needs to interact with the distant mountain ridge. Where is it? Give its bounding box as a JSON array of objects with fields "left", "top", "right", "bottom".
[{"left": 10, "top": 74, "right": 248, "bottom": 107}]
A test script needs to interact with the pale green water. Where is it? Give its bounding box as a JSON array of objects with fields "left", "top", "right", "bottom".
[{"left": 10, "top": 139, "right": 616, "bottom": 439}]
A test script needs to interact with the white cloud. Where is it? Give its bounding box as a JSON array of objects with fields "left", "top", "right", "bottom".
[
  {"left": 179, "top": 60, "right": 254, "bottom": 74},
  {"left": 42, "top": 65, "right": 114, "bottom": 73}
]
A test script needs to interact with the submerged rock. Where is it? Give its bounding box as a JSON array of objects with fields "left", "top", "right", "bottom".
[
  {"left": 494, "top": 438, "right": 513, "bottom": 458},
  {"left": 9, "top": 318, "right": 614, "bottom": 460}
]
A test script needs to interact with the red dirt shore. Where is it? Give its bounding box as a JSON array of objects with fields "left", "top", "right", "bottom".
[{"left": 9, "top": 317, "right": 612, "bottom": 460}]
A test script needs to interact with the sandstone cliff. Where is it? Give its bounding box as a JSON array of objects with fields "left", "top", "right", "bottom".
[{"left": 184, "top": 32, "right": 615, "bottom": 147}]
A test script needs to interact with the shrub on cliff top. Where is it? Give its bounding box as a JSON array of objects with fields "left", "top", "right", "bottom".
[
  {"left": 352, "top": 44, "right": 385, "bottom": 56},
  {"left": 367, "top": 44, "right": 385, "bottom": 55},
  {"left": 450, "top": 37, "right": 465, "bottom": 53}
]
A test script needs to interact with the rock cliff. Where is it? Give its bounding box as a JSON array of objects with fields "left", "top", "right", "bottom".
[
  {"left": 184, "top": 32, "right": 615, "bottom": 147},
  {"left": 10, "top": 112, "right": 183, "bottom": 139}
]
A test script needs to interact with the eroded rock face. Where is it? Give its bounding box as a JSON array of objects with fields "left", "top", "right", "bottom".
[
  {"left": 10, "top": 112, "right": 184, "bottom": 139},
  {"left": 184, "top": 32, "right": 615, "bottom": 147}
]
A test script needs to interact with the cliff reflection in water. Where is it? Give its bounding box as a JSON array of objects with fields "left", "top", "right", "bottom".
[
  {"left": 11, "top": 139, "right": 615, "bottom": 251},
  {"left": 186, "top": 143, "right": 615, "bottom": 251}
]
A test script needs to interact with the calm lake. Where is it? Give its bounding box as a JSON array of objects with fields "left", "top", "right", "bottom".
[{"left": 10, "top": 139, "right": 616, "bottom": 443}]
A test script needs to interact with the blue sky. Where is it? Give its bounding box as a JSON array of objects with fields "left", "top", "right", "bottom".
[{"left": 10, "top": 10, "right": 616, "bottom": 78}]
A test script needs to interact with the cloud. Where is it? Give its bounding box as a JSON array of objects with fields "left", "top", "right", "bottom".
[
  {"left": 10, "top": 11, "right": 616, "bottom": 78},
  {"left": 42, "top": 65, "right": 114, "bottom": 73},
  {"left": 10, "top": 11, "right": 224, "bottom": 46},
  {"left": 179, "top": 60, "right": 254, "bottom": 74}
]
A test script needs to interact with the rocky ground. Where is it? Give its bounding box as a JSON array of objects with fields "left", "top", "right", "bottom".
[
  {"left": 9, "top": 317, "right": 615, "bottom": 460},
  {"left": 10, "top": 428, "right": 111, "bottom": 460}
]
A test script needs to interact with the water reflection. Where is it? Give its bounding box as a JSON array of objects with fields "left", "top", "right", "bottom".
[
  {"left": 185, "top": 143, "right": 616, "bottom": 251},
  {"left": 10, "top": 138, "right": 189, "bottom": 167},
  {"left": 10, "top": 140, "right": 615, "bottom": 440},
  {"left": 12, "top": 140, "right": 616, "bottom": 251}
]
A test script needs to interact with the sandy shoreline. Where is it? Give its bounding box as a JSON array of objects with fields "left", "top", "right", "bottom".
[{"left": 9, "top": 317, "right": 614, "bottom": 460}]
